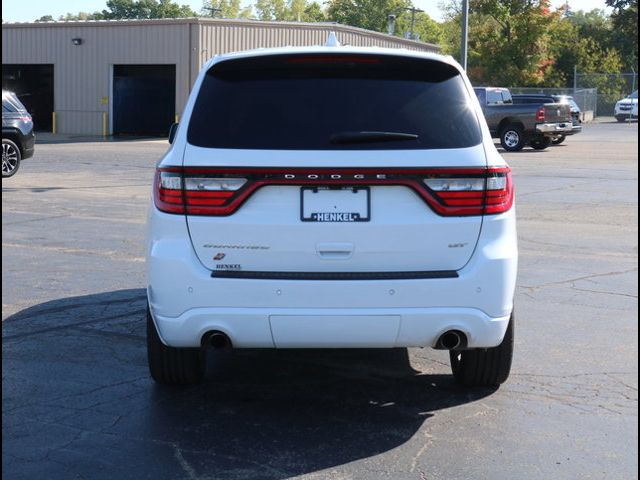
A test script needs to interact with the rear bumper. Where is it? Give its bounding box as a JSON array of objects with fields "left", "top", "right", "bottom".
[
  {"left": 536, "top": 122, "right": 573, "bottom": 135},
  {"left": 147, "top": 207, "right": 517, "bottom": 349},
  {"left": 22, "top": 131, "right": 35, "bottom": 159},
  {"left": 150, "top": 306, "right": 511, "bottom": 349},
  {"left": 565, "top": 125, "right": 582, "bottom": 136}
]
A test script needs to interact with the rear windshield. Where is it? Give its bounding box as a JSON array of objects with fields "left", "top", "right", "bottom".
[
  {"left": 187, "top": 54, "right": 482, "bottom": 150},
  {"left": 2, "top": 91, "right": 26, "bottom": 113},
  {"left": 486, "top": 89, "right": 513, "bottom": 105}
]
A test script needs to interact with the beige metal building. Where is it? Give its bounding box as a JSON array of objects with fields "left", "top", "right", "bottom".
[{"left": 1, "top": 18, "right": 439, "bottom": 136}]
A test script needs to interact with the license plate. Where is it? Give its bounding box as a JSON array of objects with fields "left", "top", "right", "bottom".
[{"left": 301, "top": 187, "right": 370, "bottom": 222}]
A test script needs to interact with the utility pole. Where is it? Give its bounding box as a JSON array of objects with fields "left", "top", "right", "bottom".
[
  {"left": 203, "top": 6, "right": 221, "bottom": 17},
  {"left": 394, "top": 6, "right": 423, "bottom": 40},
  {"left": 461, "top": 0, "right": 469, "bottom": 70},
  {"left": 409, "top": 6, "right": 419, "bottom": 40}
]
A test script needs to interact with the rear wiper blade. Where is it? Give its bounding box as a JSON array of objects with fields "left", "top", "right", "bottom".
[{"left": 329, "top": 131, "right": 419, "bottom": 144}]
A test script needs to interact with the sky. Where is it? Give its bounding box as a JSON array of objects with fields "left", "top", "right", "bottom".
[{"left": 2, "top": 0, "right": 612, "bottom": 23}]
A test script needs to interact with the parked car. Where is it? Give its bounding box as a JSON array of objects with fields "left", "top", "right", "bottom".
[
  {"left": 614, "top": 90, "right": 638, "bottom": 122},
  {"left": 2, "top": 90, "right": 35, "bottom": 178},
  {"left": 146, "top": 41, "right": 517, "bottom": 388},
  {"left": 512, "top": 93, "right": 582, "bottom": 145},
  {"left": 474, "top": 86, "right": 573, "bottom": 151}
]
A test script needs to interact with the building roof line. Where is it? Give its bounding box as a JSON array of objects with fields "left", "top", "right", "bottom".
[{"left": 1, "top": 17, "right": 439, "bottom": 50}]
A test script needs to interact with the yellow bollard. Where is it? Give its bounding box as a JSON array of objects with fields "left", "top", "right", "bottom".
[
  {"left": 52, "top": 112, "right": 56, "bottom": 134},
  {"left": 102, "top": 112, "right": 108, "bottom": 137}
]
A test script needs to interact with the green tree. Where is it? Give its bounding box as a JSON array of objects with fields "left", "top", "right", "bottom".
[
  {"left": 326, "top": 0, "right": 411, "bottom": 33},
  {"left": 606, "top": 0, "right": 638, "bottom": 70},
  {"left": 100, "top": 0, "right": 196, "bottom": 19},
  {"left": 302, "top": 2, "right": 326, "bottom": 21},
  {"left": 254, "top": 0, "right": 325, "bottom": 21},
  {"left": 395, "top": 11, "right": 441, "bottom": 44},
  {"left": 201, "top": 0, "right": 253, "bottom": 18},
  {"left": 289, "top": 0, "right": 306, "bottom": 20},
  {"left": 254, "top": 0, "right": 288, "bottom": 20},
  {"left": 34, "top": 15, "right": 55, "bottom": 22},
  {"left": 545, "top": 9, "right": 623, "bottom": 86},
  {"left": 464, "top": 0, "right": 561, "bottom": 86},
  {"left": 567, "top": 8, "right": 612, "bottom": 47},
  {"left": 57, "top": 11, "right": 105, "bottom": 20}
]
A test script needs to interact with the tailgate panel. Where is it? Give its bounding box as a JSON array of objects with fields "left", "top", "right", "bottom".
[
  {"left": 183, "top": 145, "right": 487, "bottom": 274},
  {"left": 187, "top": 185, "right": 482, "bottom": 273}
]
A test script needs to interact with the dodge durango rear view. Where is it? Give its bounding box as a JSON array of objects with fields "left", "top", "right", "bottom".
[{"left": 146, "top": 42, "right": 518, "bottom": 388}]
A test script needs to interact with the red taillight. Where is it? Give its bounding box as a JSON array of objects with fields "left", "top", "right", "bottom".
[
  {"left": 423, "top": 167, "right": 514, "bottom": 215},
  {"left": 536, "top": 107, "right": 545, "bottom": 122},
  {"left": 154, "top": 168, "right": 248, "bottom": 215},
  {"left": 483, "top": 168, "right": 514, "bottom": 214},
  {"left": 154, "top": 169, "right": 185, "bottom": 214},
  {"left": 153, "top": 166, "right": 514, "bottom": 217}
]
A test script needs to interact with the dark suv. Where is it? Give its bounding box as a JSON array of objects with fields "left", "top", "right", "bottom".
[{"left": 2, "top": 90, "right": 35, "bottom": 177}]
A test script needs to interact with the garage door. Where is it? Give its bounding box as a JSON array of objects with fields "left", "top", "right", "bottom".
[
  {"left": 2, "top": 64, "right": 54, "bottom": 132},
  {"left": 113, "top": 65, "right": 175, "bottom": 136}
]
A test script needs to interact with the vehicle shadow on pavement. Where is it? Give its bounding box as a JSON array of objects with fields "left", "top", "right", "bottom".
[{"left": 3, "top": 289, "right": 494, "bottom": 479}]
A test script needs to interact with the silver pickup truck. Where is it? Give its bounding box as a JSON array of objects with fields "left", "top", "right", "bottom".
[{"left": 474, "top": 87, "right": 573, "bottom": 152}]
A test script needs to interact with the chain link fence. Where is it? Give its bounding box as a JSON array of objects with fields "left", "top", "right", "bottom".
[
  {"left": 511, "top": 72, "right": 638, "bottom": 118},
  {"left": 575, "top": 72, "right": 638, "bottom": 117},
  {"left": 509, "top": 87, "right": 598, "bottom": 117}
]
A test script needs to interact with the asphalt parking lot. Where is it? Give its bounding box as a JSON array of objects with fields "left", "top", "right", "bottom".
[{"left": 2, "top": 119, "right": 638, "bottom": 479}]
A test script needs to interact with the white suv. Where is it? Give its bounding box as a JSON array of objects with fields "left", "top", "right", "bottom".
[
  {"left": 614, "top": 90, "right": 638, "bottom": 122},
  {"left": 146, "top": 41, "right": 518, "bottom": 388}
]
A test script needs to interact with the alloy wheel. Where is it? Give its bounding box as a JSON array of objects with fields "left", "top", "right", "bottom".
[{"left": 2, "top": 141, "right": 19, "bottom": 176}]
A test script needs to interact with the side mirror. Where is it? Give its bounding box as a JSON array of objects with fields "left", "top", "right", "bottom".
[{"left": 168, "top": 122, "right": 178, "bottom": 144}]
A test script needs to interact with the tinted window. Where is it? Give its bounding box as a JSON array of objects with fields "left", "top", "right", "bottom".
[
  {"left": 474, "top": 88, "right": 486, "bottom": 105},
  {"left": 188, "top": 54, "right": 482, "bottom": 150},
  {"left": 629, "top": 90, "right": 638, "bottom": 99},
  {"left": 486, "top": 90, "right": 504, "bottom": 105},
  {"left": 501, "top": 90, "right": 513, "bottom": 104}
]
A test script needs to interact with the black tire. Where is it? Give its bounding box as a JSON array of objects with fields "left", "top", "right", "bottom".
[
  {"left": 499, "top": 125, "right": 525, "bottom": 152},
  {"left": 449, "top": 313, "right": 514, "bottom": 388},
  {"left": 615, "top": 115, "right": 627, "bottom": 123},
  {"left": 147, "top": 306, "right": 205, "bottom": 385},
  {"left": 551, "top": 135, "right": 566, "bottom": 145},
  {"left": 2, "top": 138, "right": 21, "bottom": 178},
  {"left": 529, "top": 135, "right": 552, "bottom": 150}
]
